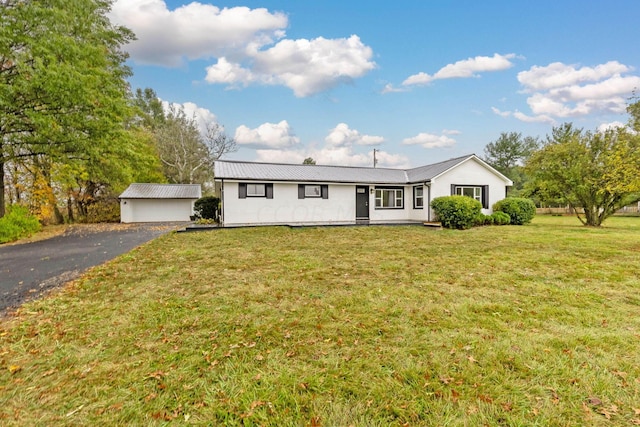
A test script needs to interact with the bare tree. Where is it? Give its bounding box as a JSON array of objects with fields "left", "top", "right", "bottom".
[{"left": 204, "top": 122, "right": 237, "bottom": 161}]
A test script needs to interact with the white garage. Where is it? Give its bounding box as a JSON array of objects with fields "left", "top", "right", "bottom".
[{"left": 119, "top": 183, "right": 202, "bottom": 223}]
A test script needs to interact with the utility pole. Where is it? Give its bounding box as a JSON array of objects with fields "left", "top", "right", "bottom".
[{"left": 373, "top": 149, "right": 378, "bottom": 168}]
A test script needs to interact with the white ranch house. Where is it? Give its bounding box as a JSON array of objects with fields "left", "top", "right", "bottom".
[
  {"left": 213, "top": 154, "right": 512, "bottom": 227},
  {"left": 120, "top": 183, "right": 201, "bottom": 223}
]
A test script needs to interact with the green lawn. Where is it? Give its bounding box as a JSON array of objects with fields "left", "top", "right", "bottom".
[{"left": 2, "top": 216, "right": 640, "bottom": 426}]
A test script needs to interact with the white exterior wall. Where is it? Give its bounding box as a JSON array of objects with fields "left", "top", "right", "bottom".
[
  {"left": 221, "top": 182, "right": 356, "bottom": 226},
  {"left": 369, "top": 185, "right": 428, "bottom": 222},
  {"left": 120, "top": 199, "right": 195, "bottom": 223},
  {"left": 222, "top": 182, "right": 431, "bottom": 226},
  {"left": 430, "top": 158, "right": 508, "bottom": 216}
]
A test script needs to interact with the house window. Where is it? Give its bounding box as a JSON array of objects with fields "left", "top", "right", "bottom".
[
  {"left": 452, "top": 185, "right": 488, "bottom": 208},
  {"left": 414, "top": 186, "right": 424, "bottom": 209},
  {"left": 239, "top": 183, "right": 273, "bottom": 199},
  {"left": 455, "top": 186, "right": 481, "bottom": 202},
  {"left": 305, "top": 185, "right": 321, "bottom": 197},
  {"left": 375, "top": 187, "right": 403, "bottom": 209},
  {"left": 247, "top": 183, "right": 266, "bottom": 197},
  {"left": 298, "top": 184, "right": 328, "bottom": 199}
]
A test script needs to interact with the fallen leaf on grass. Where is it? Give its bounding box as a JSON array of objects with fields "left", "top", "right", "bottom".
[
  {"left": 8, "top": 365, "right": 21, "bottom": 374},
  {"left": 587, "top": 396, "right": 602, "bottom": 406}
]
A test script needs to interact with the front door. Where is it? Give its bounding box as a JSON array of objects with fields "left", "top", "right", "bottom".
[{"left": 355, "top": 186, "right": 369, "bottom": 219}]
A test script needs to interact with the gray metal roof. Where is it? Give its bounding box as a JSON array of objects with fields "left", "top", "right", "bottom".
[
  {"left": 214, "top": 155, "right": 487, "bottom": 184},
  {"left": 119, "top": 183, "right": 202, "bottom": 199}
]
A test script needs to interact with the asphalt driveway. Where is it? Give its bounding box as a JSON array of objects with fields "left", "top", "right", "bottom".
[{"left": 0, "top": 223, "right": 181, "bottom": 313}]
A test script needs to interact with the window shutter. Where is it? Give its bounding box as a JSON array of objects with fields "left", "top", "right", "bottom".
[
  {"left": 266, "top": 183, "right": 274, "bottom": 199},
  {"left": 451, "top": 184, "right": 457, "bottom": 195},
  {"left": 482, "top": 185, "right": 489, "bottom": 209},
  {"left": 238, "top": 183, "right": 247, "bottom": 199},
  {"left": 321, "top": 185, "right": 329, "bottom": 199},
  {"left": 298, "top": 184, "right": 305, "bottom": 199}
]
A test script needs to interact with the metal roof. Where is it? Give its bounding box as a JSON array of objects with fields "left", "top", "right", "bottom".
[
  {"left": 119, "top": 183, "right": 202, "bottom": 199},
  {"left": 214, "top": 155, "right": 486, "bottom": 184}
]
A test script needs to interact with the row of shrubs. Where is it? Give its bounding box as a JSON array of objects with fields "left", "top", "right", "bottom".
[
  {"left": 431, "top": 196, "right": 536, "bottom": 230},
  {"left": 0, "top": 205, "right": 42, "bottom": 244}
]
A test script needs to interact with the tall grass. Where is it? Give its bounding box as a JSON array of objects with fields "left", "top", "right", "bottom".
[{"left": 1, "top": 216, "right": 639, "bottom": 425}]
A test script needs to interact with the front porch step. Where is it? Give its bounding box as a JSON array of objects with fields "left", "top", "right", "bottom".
[{"left": 423, "top": 221, "right": 443, "bottom": 229}]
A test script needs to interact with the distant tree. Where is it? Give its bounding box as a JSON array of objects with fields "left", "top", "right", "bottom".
[
  {"left": 205, "top": 122, "right": 237, "bottom": 161},
  {"left": 628, "top": 95, "right": 640, "bottom": 132},
  {"left": 303, "top": 157, "right": 316, "bottom": 165},
  {"left": 132, "top": 88, "right": 166, "bottom": 130},
  {"left": 155, "top": 106, "right": 236, "bottom": 185},
  {"left": 525, "top": 123, "right": 640, "bottom": 227},
  {"left": 483, "top": 132, "right": 538, "bottom": 195}
]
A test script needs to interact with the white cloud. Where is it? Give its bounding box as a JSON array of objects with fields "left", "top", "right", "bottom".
[
  {"left": 402, "top": 53, "right": 517, "bottom": 86},
  {"left": 325, "top": 123, "right": 384, "bottom": 147},
  {"left": 517, "top": 61, "right": 631, "bottom": 91},
  {"left": 110, "top": 1, "right": 375, "bottom": 96},
  {"left": 109, "top": 0, "right": 287, "bottom": 66},
  {"left": 380, "top": 83, "right": 408, "bottom": 94},
  {"left": 498, "top": 61, "right": 640, "bottom": 123},
  {"left": 160, "top": 99, "right": 218, "bottom": 134},
  {"left": 253, "top": 122, "right": 407, "bottom": 168},
  {"left": 491, "top": 107, "right": 512, "bottom": 118},
  {"left": 597, "top": 121, "right": 627, "bottom": 133},
  {"left": 206, "top": 35, "right": 376, "bottom": 97},
  {"left": 234, "top": 120, "right": 300, "bottom": 149},
  {"left": 402, "top": 131, "right": 458, "bottom": 149},
  {"left": 512, "top": 111, "right": 555, "bottom": 124}
]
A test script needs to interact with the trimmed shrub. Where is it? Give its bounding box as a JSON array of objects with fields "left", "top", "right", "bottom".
[
  {"left": 431, "top": 195, "right": 482, "bottom": 230},
  {"left": 491, "top": 211, "right": 511, "bottom": 225},
  {"left": 194, "top": 196, "right": 220, "bottom": 221},
  {"left": 0, "top": 205, "right": 42, "bottom": 243},
  {"left": 493, "top": 197, "right": 536, "bottom": 225},
  {"left": 474, "top": 213, "right": 494, "bottom": 226}
]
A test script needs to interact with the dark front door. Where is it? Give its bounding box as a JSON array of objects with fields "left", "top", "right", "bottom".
[{"left": 355, "top": 186, "right": 369, "bottom": 219}]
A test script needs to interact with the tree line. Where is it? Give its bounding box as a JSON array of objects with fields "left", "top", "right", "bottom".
[
  {"left": 483, "top": 100, "right": 640, "bottom": 226},
  {"left": 0, "top": 0, "right": 235, "bottom": 223}
]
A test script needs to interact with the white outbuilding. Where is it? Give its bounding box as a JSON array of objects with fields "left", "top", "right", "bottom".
[{"left": 119, "top": 183, "right": 202, "bottom": 223}]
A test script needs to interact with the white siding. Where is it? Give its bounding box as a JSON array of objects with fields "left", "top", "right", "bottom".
[
  {"left": 222, "top": 182, "right": 355, "bottom": 226},
  {"left": 120, "top": 199, "right": 195, "bottom": 223},
  {"left": 430, "top": 158, "right": 508, "bottom": 216}
]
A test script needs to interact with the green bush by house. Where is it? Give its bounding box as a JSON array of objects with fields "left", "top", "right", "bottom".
[
  {"left": 490, "top": 211, "right": 511, "bottom": 225},
  {"left": 493, "top": 197, "right": 536, "bottom": 225},
  {"left": 0, "top": 205, "right": 42, "bottom": 243},
  {"left": 431, "top": 195, "right": 482, "bottom": 230},
  {"left": 194, "top": 196, "right": 220, "bottom": 221}
]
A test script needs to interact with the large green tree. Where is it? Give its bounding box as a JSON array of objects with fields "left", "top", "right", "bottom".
[
  {"left": 0, "top": 0, "right": 137, "bottom": 218},
  {"left": 483, "top": 132, "right": 538, "bottom": 194},
  {"left": 526, "top": 123, "right": 640, "bottom": 226}
]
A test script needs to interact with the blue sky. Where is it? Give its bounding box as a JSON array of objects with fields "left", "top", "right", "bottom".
[{"left": 109, "top": 0, "right": 640, "bottom": 168}]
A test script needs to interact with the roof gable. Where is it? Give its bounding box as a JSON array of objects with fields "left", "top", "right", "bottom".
[{"left": 120, "top": 184, "right": 202, "bottom": 199}]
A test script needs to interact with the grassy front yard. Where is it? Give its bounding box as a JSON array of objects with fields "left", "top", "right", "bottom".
[{"left": 2, "top": 216, "right": 640, "bottom": 426}]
